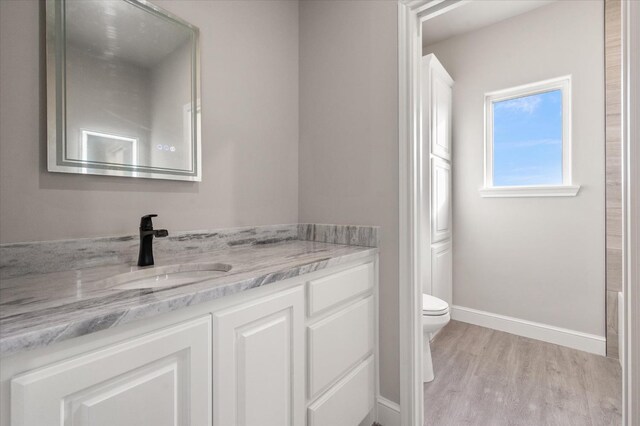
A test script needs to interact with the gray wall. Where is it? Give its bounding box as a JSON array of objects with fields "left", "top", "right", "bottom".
[
  {"left": 0, "top": 0, "right": 299, "bottom": 242},
  {"left": 424, "top": 0, "right": 606, "bottom": 336},
  {"left": 298, "top": 0, "right": 400, "bottom": 403}
]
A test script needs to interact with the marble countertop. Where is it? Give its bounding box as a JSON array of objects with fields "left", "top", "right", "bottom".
[{"left": 0, "top": 240, "right": 377, "bottom": 357}]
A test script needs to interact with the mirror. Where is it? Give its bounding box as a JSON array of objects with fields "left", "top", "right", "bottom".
[{"left": 46, "top": 0, "right": 201, "bottom": 181}]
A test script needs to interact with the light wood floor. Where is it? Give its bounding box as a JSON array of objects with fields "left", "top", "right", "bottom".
[{"left": 424, "top": 321, "right": 622, "bottom": 426}]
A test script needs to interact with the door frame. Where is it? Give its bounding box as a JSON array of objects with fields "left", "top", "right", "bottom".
[
  {"left": 398, "top": 1, "right": 639, "bottom": 425},
  {"left": 622, "top": 0, "right": 639, "bottom": 424},
  {"left": 397, "top": 1, "right": 464, "bottom": 425}
]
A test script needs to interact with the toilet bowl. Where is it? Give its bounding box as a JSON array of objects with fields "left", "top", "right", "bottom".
[{"left": 422, "top": 294, "right": 450, "bottom": 382}]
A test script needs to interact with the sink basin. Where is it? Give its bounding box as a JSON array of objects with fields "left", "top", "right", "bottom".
[{"left": 105, "top": 263, "right": 232, "bottom": 290}]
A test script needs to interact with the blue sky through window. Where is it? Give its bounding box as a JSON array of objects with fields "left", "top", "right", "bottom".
[{"left": 493, "top": 89, "right": 563, "bottom": 186}]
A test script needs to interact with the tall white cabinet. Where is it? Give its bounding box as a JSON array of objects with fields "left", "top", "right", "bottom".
[{"left": 422, "top": 54, "right": 454, "bottom": 307}]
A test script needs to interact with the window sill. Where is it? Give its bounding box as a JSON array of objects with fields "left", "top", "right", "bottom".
[{"left": 479, "top": 185, "right": 581, "bottom": 198}]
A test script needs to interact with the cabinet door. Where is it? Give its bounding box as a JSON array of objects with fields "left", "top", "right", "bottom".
[
  {"left": 431, "top": 241, "right": 453, "bottom": 306},
  {"left": 11, "top": 316, "right": 211, "bottom": 426},
  {"left": 213, "top": 287, "right": 304, "bottom": 426},
  {"left": 431, "top": 156, "right": 452, "bottom": 243},
  {"left": 431, "top": 72, "right": 453, "bottom": 160}
]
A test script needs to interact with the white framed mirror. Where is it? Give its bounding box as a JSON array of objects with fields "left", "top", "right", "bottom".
[{"left": 46, "top": 0, "right": 201, "bottom": 181}]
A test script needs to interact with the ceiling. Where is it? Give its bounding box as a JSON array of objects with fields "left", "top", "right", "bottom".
[
  {"left": 65, "top": 0, "right": 192, "bottom": 69},
  {"left": 422, "top": 0, "right": 556, "bottom": 47}
]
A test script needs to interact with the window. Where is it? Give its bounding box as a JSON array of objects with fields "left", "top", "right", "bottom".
[{"left": 480, "top": 76, "right": 579, "bottom": 197}]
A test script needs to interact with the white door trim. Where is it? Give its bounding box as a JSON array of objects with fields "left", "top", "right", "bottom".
[
  {"left": 398, "top": 2, "right": 464, "bottom": 426},
  {"left": 622, "top": 1, "right": 639, "bottom": 424}
]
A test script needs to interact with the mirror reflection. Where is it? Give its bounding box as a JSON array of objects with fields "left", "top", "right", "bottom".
[{"left": 48, "top": 0, "right": 200, "bottom": 181}]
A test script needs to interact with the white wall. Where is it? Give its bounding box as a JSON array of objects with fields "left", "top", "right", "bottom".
[
  {"left": 298, "top": 0, "right": 399, "bottom": 403},
  {"left": 0, "top": 0, "right": 299, "bottom": 243},
  {"left": 424, "top": 0, "right": 605, "bottom": 336}
]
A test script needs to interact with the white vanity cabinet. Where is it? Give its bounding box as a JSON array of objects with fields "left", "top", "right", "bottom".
[{"left": 3, "top": 257, "right": 378, "bottom": 426}]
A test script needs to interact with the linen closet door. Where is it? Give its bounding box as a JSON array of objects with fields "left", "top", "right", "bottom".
[{"left": 422, "top": 54, "right": 453, "bottom": 307}]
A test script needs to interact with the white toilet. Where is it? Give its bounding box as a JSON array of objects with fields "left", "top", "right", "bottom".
[{"left": 422, "top": 293, "right": 450, "bottom": 382}]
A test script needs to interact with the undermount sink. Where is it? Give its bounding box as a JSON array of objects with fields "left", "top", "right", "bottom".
[{"left": 106, "top": 263, "right": 233, "bottom": 290}]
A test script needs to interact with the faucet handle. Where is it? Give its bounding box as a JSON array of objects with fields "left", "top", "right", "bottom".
[
  {"left": 154, "top": 229, "right": 169, "bottom": 238},
  {"left": 140, "top": 214, "right": 158, "bottom": 231}
]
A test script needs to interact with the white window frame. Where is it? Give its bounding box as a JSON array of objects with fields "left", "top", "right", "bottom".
[{"left": 480, "top": 75, "right": 580, "bottom": 198}]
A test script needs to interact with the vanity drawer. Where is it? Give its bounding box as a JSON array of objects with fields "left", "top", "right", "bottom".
[
  {"left": 307, "top": 356, "right": 375, "bottom": 426},
  {"left": 307, "top": 263, "right": 374, "bottom": 316},
  {"left": 307, "top": 296, "right": 374, "bottom": 398}
]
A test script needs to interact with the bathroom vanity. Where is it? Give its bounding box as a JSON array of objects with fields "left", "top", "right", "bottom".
[{"left": 0, "top": 225, "right": 379, "bottom": 426}]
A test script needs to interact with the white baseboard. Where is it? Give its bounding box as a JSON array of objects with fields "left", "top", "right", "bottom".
[
  {"left": 376, "top": 396, "right": 400, "bottom": 426},
  {"left": 451, "top": 305, "right": 606, "bottom": 356}
]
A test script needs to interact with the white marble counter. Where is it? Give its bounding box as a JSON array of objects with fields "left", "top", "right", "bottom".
[{"left": 0, "top": 224, "right": 379, "bottom": 357}]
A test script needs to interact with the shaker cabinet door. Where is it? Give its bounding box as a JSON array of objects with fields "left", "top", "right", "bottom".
[
  {"left": 11, "top": 316, "right": 212, "bottom": 426},
  {"left": 431, "top": 241, "right": 453, "bottom": 306},
  {"left": 212, "top": 286, "right": 305, "bottom": 426},
  {"left": 431, "top": 156, "right": 452, "bottom": 243},
  {"left": 431, "top": 75, "right": 453, "bottom": 160}
]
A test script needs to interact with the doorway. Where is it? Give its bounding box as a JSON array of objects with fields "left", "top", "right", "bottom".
[{"left": 398, "top": 1, "right": 636, "bottom": 425}]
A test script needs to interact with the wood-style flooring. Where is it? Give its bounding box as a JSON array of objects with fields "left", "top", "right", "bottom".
[{"left": 424, "top": 321, "right": 622, "bottom": 426}]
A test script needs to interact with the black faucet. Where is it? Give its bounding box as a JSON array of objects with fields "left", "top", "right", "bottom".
[{"left": 137, "top": 214, "right": 168, "bottom": 267}]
